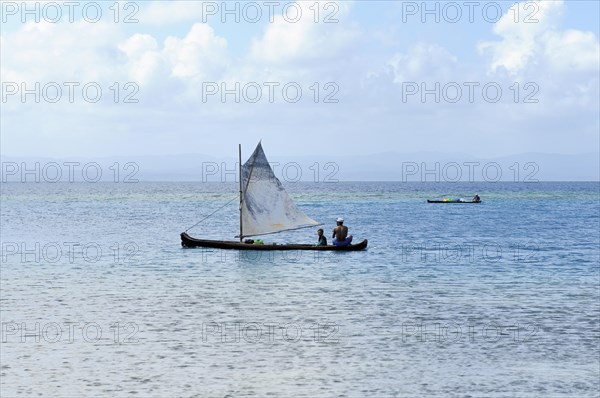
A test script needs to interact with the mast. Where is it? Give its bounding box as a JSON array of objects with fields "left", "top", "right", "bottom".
[{"left": 239, "top": 144, "right": 243, "bottom": 242}]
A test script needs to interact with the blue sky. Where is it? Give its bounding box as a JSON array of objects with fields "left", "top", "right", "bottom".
[{"left": 1, "top": 0, "right": 598, "bottom": 158}]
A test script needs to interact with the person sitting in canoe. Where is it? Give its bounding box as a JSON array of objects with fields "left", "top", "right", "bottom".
[
  {"left": 332, "top": 218, "right": 353, "bottom": 246},
  {"left": 316, "top": 228, "right": 328, "bottom": 246},
  {"left": 473, "top": 194, "right": 481, "bottom": 202}
]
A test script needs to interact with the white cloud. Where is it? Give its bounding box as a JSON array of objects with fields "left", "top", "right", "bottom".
[
  {"left": 164, "top": 23, "right": 229, "bottom": 79},
  {"left": 478, "top": 0, "right": 599, "bottom": 75},
  {"left": 138, "top": 1, "right": 209, "bottom": 25},
  {"left": 115, "top": 23, "right": 230, "bottom": 103},
  {"left": 543, "top": 30, "right": 600, "bottom": 71},
  {"left": 249, "top": 1, "right": 356, "bottom": 65},
  {"left": 118, "top": 33, "right": 158, "bottom": 58},
  {"left": 118, "top": 34, "right": 163, "bottom": 85},
  {"left": 1, "top": 20, "right": 124, "bottom": 82},
  {"left": 1, "top": 0, "right": 596, "bottom": 159},
  {"left": 388, "top": 43, "right": 458, "bottom": 83},
  {"left": 1, "top": 2, "right": 357, "bottom": 100}
]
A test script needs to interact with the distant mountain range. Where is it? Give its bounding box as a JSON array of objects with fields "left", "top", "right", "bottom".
[{"left": 1, "top": 152, "right": 598, "bottom": 182}]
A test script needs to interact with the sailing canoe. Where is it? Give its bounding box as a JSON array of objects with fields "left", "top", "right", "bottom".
[
  {"left": 181, "top": 142, "right": 368, "bottom": 252},
  {"left": 181, "top": 232, "right": 368, "bottom": 251}
]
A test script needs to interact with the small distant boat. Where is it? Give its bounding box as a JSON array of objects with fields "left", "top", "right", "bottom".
[
  {"left": 427, "top": 199, "right": 481, "bottom": 204},
  {"left": 181, "top": 142, "right": 368, "bottom": 251}
]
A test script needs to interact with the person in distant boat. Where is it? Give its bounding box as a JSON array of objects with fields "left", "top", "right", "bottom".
[
  {"left": 316, "top": 228, "right": 327, "bottom": 246},
  {"left": 332, "top": 218, "right": 353, "bottom": 246},
  {"left": 473, "top": 194, "right": 481, "bottom": 202}
]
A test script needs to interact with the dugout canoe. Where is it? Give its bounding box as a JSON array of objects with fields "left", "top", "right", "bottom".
[
  {"left": 427, "top": 200, "right": 482, "bottom": 203},
  {"left": 181, "top": 232, "right": 368, "bottom": 251}
]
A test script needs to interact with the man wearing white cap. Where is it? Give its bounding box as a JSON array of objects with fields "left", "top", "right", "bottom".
[{"left": 332, "top": 217, "right": 353, "bottom": 247}]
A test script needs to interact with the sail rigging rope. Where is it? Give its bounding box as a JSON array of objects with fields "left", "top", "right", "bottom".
[{"left": 184, "top": 195, "right": 238, "bottom": 232}]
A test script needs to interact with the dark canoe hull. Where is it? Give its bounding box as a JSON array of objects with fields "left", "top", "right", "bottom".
[
  {"left": 181, "top": 232, "right": 368, "bottom": 251},
  {"left": 427, "top": 200, "right": 481, "bottom": 204}
]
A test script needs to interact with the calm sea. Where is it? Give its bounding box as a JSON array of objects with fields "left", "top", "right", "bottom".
[{"left": 1, "top": 181, "right": 599, "bottom": 397}]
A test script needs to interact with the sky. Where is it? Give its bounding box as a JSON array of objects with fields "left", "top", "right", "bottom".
[{"left": 1, "top": 0, "right": 599, "bottom": 159}]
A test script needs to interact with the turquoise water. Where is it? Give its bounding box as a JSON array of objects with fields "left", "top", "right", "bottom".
[{"left": 1, "top": 182, "right": 599, "bottom": 397}]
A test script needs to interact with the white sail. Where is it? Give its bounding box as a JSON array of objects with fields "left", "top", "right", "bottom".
[{"left": 240, "top": 142, "right": 319, "bottom": 237}]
